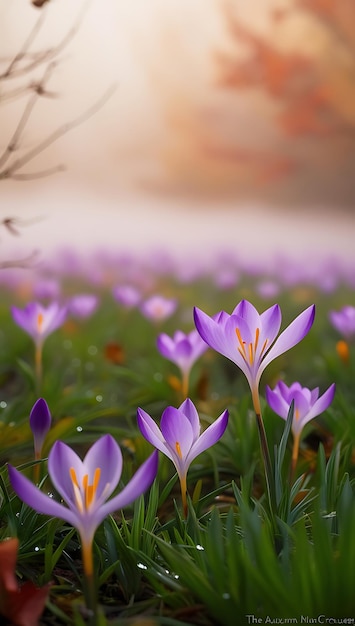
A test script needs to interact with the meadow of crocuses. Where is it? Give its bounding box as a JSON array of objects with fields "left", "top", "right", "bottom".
[{"left": 0, "top": 247, "right": 355, "bottom": 626}]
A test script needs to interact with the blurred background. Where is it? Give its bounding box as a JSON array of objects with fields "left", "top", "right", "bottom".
[{"left": 1, "top": 0, "right": 354, "bottom": 265}]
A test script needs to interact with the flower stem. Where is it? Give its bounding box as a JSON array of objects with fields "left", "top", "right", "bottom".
[
  {"left": 180, "top": 474, "right": 188, "bottom": 518},
  {"left": 181, "top": 371, "right": 189, "bottom": 400},
  {"left": 290, "top": 432, "right": 301, "bottom": 483},
  {"left": 34, "top": 344, "right": 43, "bottom": 394},
  {"left": 81, "top": 539, "right": 98, "bottom": 626},
  {"left": 252, "top": 387, "right": 276, "bottom": 513}
]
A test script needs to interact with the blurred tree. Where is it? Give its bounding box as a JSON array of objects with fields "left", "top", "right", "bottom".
[
  {"left": 151, "top": 0, "right": 354, "bottom": 206},
  {"left": 211, "top": 0, "right": 355, "bottom": 202}
]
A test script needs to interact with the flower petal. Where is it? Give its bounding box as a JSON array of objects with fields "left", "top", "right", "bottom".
[
  {"left": 261, "top": 305, "right": 315, "bottom": 373},
  {"left": 8, "top": 465, "right": 77, "bottom": 527},
  {"left": 178, "top": 398, "right": 200, "bottom": 441},
  {"left": 259, "top": 304, "right": 282, "bottom": 346},
  {"left": 160, "top": 407, "right": 195, "bottom": 461},
  {"left": 137, "top": 408, "right": 172, "bottom": 459},
  {"left": 48, "top": 441, "right": 84, "bottom": 506},
  {"left": 300, "top": 383, "right": 336, "bottom": 425},
  {"left": 99, "top": 450, "right": 158, "bottom": 522},
  {"left": 83, "top": 434, "right": 122, "bottom": 500},
  {"left": 187, "top": 409, "right": 229, "bottom": 463}
]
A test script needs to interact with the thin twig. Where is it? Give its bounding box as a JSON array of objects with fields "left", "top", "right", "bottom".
[
  {"left": 0, "top": 84, "right": 117, "bottom": 180},
  {"left": 0, "top": 1, "right": 92, "bottom": 82},
  {"left": 0, "top": 62, "right": 56, "bottom": 171}
]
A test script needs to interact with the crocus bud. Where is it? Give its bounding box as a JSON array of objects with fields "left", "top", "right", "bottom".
[{"left": 29, "top": 398, "right": 52, "bottom": 460}]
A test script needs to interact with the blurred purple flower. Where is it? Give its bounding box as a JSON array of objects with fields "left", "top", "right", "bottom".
[
  {"left": 266, "top": 380, "right": 335, "bottom": 474},
  {"left": 140, "top": 295, "right": 177, "bottom": 322},
  {"left": 157, "top": 329, "right": 208, "bottom": 396},
  {"left": 329, "top": 305, "right": 355, "bottom": 341},
  {"left": 68, "top": 294, "right": 99, "bottom": 319},
  {"left": 8, "top": 435, "right": 158, "bottom": 578},
  {"left": 255, "top": 280, "right": 280, "bottom": 299},
  {"left": 112, "top": 285, "right": 141, "bottom": 309},
  {"left": 137, "top": 398, "right": 228, "bottom": 516},
  {"left": 29, "top": 398, "right": 52, "bottom": 462},
  {"left": 266, "top": 381, "right": 336, "bottom": 438},
  {"left": 33, "top": 278, "right": 61, "bottom": 301},
  {"left": 11, "top": 302, "right": 67, "bottom": 348}
]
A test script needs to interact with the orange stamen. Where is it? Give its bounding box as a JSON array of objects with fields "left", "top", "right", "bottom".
[
  {"left": 70, "top": 467, "right": 101, "bottom": 512},
  {"left": 254, "top": 327, "right": 260, "bottom": 351},
  {"left": 175, "top": 441, "right": 183, "bottom": 459},
  {"left": 37, "top": 313, "right": 44, "bottom": 331},
  {"left": 235, "top": 328, "right": 247, "bottom": 357}
]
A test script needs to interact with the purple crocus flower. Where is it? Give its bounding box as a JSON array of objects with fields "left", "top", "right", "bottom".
[
  {"left": 11, "top": 302, "right": 67, "bottom": 347},
  {"left": 266, "top": 380, "right": 336, "bottom": 474},
  {"left": 11, "top": 301, "right": 68, "bottom": 388},
  {"left": 29, "top": 398, "right": 51, "bottom": 462},
  {"left": 140, "top": 295, "right": 177, "bottom": 322},
  {"left": 157, "top": 329, "right": 208, "bottom": 396},
  {"left": 68, "top": 294, "right": 99, "bottom": 319},
  {"left": 329, "top": 305, "right": 355, "bottom": 341},
  {"left": 8, "top": 435, "right": 158, "bottom": 578},
  {"left": 194, "top": 300, "right": 315, "bottom": 414},
  {"left": 137, "top": 398, "right": 228, "bottom": 516},
  {"left": 266, "top": 381, "right": 336, "bottom": 438},
  {"left": 194, "top": 299, "right": 315, "bottom": 498}
]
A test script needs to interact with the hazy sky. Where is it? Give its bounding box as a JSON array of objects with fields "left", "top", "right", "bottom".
[{"left": 1, "top": 0, "right": 354, "bottom": 266}]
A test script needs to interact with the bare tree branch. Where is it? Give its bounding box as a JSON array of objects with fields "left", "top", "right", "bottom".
[
  {"left": 0, "top": 62, "right": 56, "bottom": 171},
  {"left": 0, "top": 83, "right": 116, "bottom": 180},
  {"left": 0, "top": 1, "right": 92, "bottom": 82}
]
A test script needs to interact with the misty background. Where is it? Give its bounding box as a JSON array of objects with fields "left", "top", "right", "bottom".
[{"left": 1, "top": 0, "right": 354, "bottom": 265}]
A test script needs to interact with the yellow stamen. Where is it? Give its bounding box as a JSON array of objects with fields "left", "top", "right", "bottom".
[
  {"left": 248, "top": 343, "right": 254, "bottom": 364},
  {"left": 254, "top": 327, "right": 260, "bottom": 351},
  {"left": 236, "top": 327, "right": 265, "bottom": 365},
  {"left": 235, "top": 328, "right": 247, "bottom": 357},
  {"left": 175, "top": 441, "right": 183, "bottom": 459},
  {"left": 70, "top": 467, "right": 101, "bottom": 512},
  {"left": 295, "top": 408, "right": 300, "bottom": 421},
  {"left": 261, "top": 338, "right": 268, "bottom": 356},
  {"left": 37, "top": 313, "right": 44, "bottom": 332}
]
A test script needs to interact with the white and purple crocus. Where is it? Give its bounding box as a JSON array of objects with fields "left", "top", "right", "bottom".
[
  {"left": 137, "top": 398, "right": 228, "bottom": 516},
  {"left": 8, "top": 435, "right": 158, "bottom": 579},
  {"left": 194, "top": 299, "right": 315, "bottom": 415},
  {"left": 157, "top": 329, "right": 208, "bottom": 397},
  {"left": 194, "top": 299, "right": 315, "bottom": 501}
]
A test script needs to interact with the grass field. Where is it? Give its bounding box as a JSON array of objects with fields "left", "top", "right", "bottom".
[{"left": 0, "top": 246, "right": 354, "bottom": 626}]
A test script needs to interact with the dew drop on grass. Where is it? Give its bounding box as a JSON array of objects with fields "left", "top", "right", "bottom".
[
  {"left": 34, "top": 546, "right": 40, "bottom": 552},
  {"left": 196, "top": 544, "right": 204, "bottom": 550},
  {"left": 76, "top": 426, "right": 83, "bottom": 432},
  {"left": 222, "top": 593, "right": 230, "bottom": 600},
  {"left": 0, "top": 401, "right": 7, "bottom": 408},
  {"left": 95, "top": 395, "right": 103, "bottom": 403},
  {"left": 137, "top": 562, "right": 147, "bottom": 570}
]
